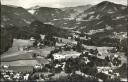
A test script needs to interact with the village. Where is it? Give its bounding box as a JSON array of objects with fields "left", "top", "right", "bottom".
[
  {"left": 0, "top": 32, "right": 127, "bottom": 82},
  {"left": 1, "top": 0, "right": 128, "bottom": 81}
]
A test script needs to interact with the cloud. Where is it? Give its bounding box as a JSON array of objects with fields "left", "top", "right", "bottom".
[{"left": 1, "top": 0, "right": 127, "bottom": 8}]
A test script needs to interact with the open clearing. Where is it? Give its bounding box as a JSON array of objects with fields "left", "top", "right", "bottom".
[
  {"left": 1, "top": 52, "right": 34, "bottom": 62},
  {"left": 36, "top": 47, "right": 55, "bottom": 57},
  {"left": 1, "top": 39, "right": 33, "bottom": 57},
  {"left": 1, "top": 60, "right": 39, "bottom": 66},
  {"left": 5, "top": 66, "right": 34, "bottom": 72}
]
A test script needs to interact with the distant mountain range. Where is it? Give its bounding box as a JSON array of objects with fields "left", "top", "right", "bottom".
[
  {"left": 1, "top": 5, "right": 36, "bottom": 27},
  {"left": 1, "top": 1, "right": 127, "bottom": 38},
  {"left": 0, "top": 1, "right": 128, "bottom": 53},
  {"left": 27, "top": 5, "right": 92, "bottom": 28}
]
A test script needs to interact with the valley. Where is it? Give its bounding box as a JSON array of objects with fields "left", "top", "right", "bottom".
[{"left": 0, "top": 1, "right": 128, "bottom": 82}]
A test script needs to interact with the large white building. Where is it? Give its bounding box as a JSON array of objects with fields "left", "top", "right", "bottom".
[{"left": 53, "top": 51, "right": 81, "bottom": 60}]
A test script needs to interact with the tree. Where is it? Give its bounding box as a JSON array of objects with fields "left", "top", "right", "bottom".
[
  {"left": 76, "top": 40, "right": 83, "bottom": 52},
  {"left": 43, "top": 34, "right": 56, "bottom": 46},
  {"left": 0, "top": 28, "right": 13, "bottom": 54},
  {"left": 33, "top": 40, "right": 38, "bottom": 47}
]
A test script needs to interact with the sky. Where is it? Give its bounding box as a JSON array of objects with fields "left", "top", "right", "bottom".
[{"left": 1, "top": 0, "right": 127, "bottom": 8}]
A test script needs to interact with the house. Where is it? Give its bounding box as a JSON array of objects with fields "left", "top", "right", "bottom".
[
  {"left": 56, "top": 43, "right": 65, "bottom": 47},
  {"left": 83, "top": 57, "right": 90, "bottom": 64},
  {"left": 68, "top": 37, "right": 72, "bottom": 39},
  {"left": 53, "top": 54, "right": 65, "bottom": 60},
  {"left": 40, "top": 34, "right": 45, "bottom": 40},
  {"left": 30, "top": 37, "right": 36, "bottom": 42}
]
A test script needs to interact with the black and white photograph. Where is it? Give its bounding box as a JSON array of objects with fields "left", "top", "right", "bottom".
[{"left": 0, "top": 0, "right": 128, "bottom": 81}]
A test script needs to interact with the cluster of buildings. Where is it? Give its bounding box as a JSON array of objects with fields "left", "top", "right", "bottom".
[
  {"left": 1, "top": 31, "right": 126, "bottom": 81},
  {"left": 0, "top": 70, "right": 31, "bottom": 81},
  {"left": 97, "top": 67, "right": 120, "bottom": 79}
]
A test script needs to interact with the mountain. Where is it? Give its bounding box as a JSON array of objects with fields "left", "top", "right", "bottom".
[
  {"left": 27, "top": 5, "right": 41, "bottom": 14},
  {"left": 28, "top": 6, "right": 71, "bottom": 28},
  {"left": 87, "top": 1, "right": 125, "bottom": 13},
  {"left": 1, "top": 2, "right": 127, "bottom": 51},
  {"left": 73, "top": 1, "right": 127, "bottom": 47},
  {"left": 76, "top": 1, "right": 126, "bottom": 21},
  {"left": 1, "top": 4, "right": 71, "bottom": 37},
  {"left": 27, "top": 5, "right": 92, "bottom": 29},
  {"left": 28, "top": 7, "right": 69, "bottom": 22},
  {"left": 62, "top": 5, "right": 92, "bottom": 18},
  {"left": 4, "top": 20, "right": 71, "bottom": 40},
  {"left": 1, "top": 5, "right": 36, "bottom": 54},
  {"left": 28, "top": 20, "right": 71, "bottom": 38},
  {"left": 75, "top": 1, "right": 127, "bottom": 32},
  {"left": 1, "top": 5, "right": 71, "bottom": 54},
  {"left": 1, "top": 5, "right": 36, "bottom": 28}
]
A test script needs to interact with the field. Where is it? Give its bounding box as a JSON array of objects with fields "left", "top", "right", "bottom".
[
  {"left": 55, "top": 37, "right": 77, "bottom": 44},
  {"left": 1, "top": 39, "right": 33, "bottom": 56},
  {"left": 1, "top": 38, "right": 127, "bottom": 78},
  {"left": 36, "top": 57, "right": 50, "bottom": 65},
  {"left": 3, "top": 66, "right": 34, "bottom": 73},
  {"left": 1, "top": 60, "right": 39, "bottom": 66},
  {"left": 1, "top": 52, "right": 34, "bottom": 62},
  {"left": 0, "top": 39, "right": 53, "bottom": 67},
  {"left": 0, "top": 39, "right": 37, "bottom": 65},
  {"left": 37, "top": 47, "right": 55, "bottom": 57}
]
